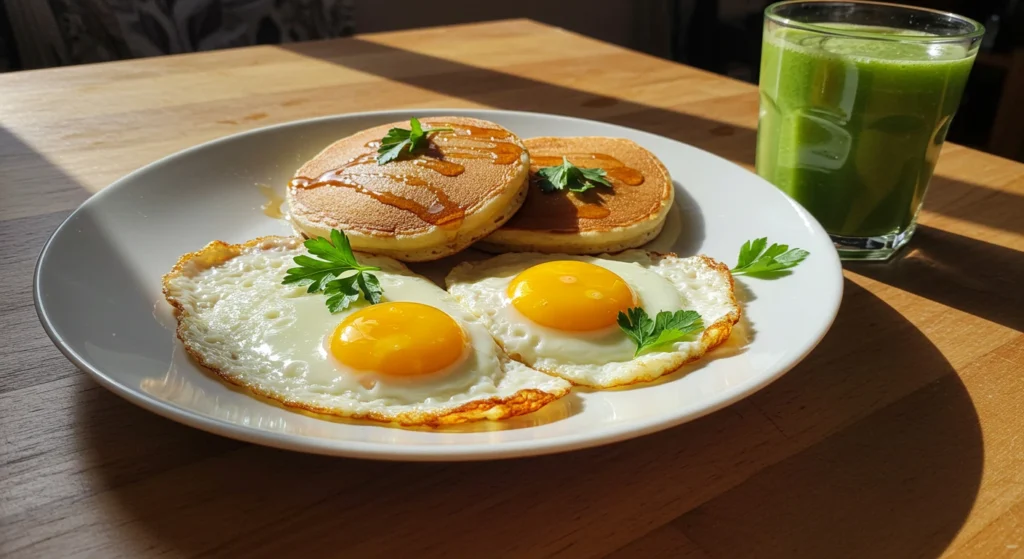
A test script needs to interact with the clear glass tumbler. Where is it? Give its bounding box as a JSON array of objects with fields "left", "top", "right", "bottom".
[{"left": 756, "top": 1, "right": 983, "bottom": 260}]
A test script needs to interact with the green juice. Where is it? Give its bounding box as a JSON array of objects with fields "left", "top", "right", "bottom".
[{"left": 756, "top": 23, "right": 976, "bottom": 238}]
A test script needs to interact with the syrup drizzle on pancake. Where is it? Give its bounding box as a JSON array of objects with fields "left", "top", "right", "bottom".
[
  {"left": 531, "top": 153, "right": 645, "bottom": 186},
  {"left": 574, "top": 204, "right": 612, "bottom": 219},
  {"left": 288, "top": 123, "right": 523, "bottom": 228},
  {"left": 525, "top": 153, "right": 644, "bottom": 221}
]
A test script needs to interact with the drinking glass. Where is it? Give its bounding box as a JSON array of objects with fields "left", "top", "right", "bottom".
[{"left": 756, "top": 1, "right": 983, "bottom": 260}]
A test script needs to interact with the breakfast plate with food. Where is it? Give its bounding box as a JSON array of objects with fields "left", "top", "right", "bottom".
[{"left": 35, "top": 109, "right": 843, "bottom": 460}]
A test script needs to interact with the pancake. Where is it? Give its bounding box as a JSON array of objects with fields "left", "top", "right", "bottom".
[
  {"left": 478, "top": 137, "right": 674, "bottom": 254},
  {"left": 287, "top": 117, "right": 529, "bottom": 262}
]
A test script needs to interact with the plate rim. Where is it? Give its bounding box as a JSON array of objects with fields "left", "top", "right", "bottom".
[{"left": 34, "top": 108, "right": 844, "bottom": 461}]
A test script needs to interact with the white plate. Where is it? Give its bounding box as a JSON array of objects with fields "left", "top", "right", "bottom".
[{"left": 35, "top": 109, "right": 842, "bottom": 461}]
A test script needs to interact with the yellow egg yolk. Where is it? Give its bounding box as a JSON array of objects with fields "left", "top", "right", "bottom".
[
  {"left": 330, "top": 302, "right": 466, "bottom": 377},
  {"left": 507, "top": 260, "right": 637, "bottom": 331}
]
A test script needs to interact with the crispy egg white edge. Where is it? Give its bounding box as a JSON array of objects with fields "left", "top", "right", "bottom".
[
  {"left": 445, "top": 250, "right": 741, "bottom": 388},
  {"left": 162, "top": 236, "right": 571, "bottom": 425}
]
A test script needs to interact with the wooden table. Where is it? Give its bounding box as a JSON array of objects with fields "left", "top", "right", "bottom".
[{"left": 2, "top": 19, "right": 1022, "bottom": 558}]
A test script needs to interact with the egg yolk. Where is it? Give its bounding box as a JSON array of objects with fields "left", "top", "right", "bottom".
[
  {"left": 330, "top": 302, "right": 467, "bottom": 377},
  {"left": 507, "top": 261, "right": 636, "bottom": 331}
]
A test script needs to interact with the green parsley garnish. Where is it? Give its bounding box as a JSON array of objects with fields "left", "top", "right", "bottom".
[
  {"left": 376, "top": 117, "right": 452, "bottom": 164},
  {"left": 617, "top": 307, "right": 704, "bottom": 357},
  {"left": 282, "top": 229, "right": 383, "bottom": 312},
  {"left": 537, "top": 157, "right": 613, "bottom": 193},
  {"left": 731, "top": 237, "right": 809, "bottom": 276}
]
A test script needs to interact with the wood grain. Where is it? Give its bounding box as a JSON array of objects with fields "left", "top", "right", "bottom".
[{"left": 1, "top": 19, "right": 1022, "bottom": 558}]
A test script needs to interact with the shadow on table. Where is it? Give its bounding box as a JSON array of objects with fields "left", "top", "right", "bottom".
[
  {"left": 76, "top": 278, "right": 982, "bottom": 558},
  {"left": 848, "top": 225, "right": 1024, "bottom": 332},
  {"left": 0, "top": 126, "right": 96, "bottom": 394},
  {"left": 674, "top": 279, "right": 984, "bottom": 557},
  {"left": 924, "top": 174, "right": 1024, "bottom": 236}
]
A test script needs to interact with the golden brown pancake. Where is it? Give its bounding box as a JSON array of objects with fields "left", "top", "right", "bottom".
[
  {"left": 478, "top": 137, "right": 674, "bottom": 254},
  {"left": 287, "top": 117, "right": 529, "bottom": 261}
]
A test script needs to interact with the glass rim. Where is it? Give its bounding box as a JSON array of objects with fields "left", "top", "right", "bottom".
[{"left": 765, "top": 0, "right": 985, "bottom": 43}]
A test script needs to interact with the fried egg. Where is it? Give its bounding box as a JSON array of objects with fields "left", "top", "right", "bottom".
[
  {"left": 445, "top": 250, "right": 740, "bottom": 387},
  {"left": 162, "top": 236, "right": 571, "bottom": 426}
]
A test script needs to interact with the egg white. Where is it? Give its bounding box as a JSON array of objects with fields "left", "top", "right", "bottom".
[
  {"left": 445, "top": 250, "right": 740, "bottom": 387},
  {"left": 163, "top": 237, "right": 570, "bottom": 425}
]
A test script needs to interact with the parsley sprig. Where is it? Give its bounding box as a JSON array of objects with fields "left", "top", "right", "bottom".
[
  {"left": 617, "top": 307, "right": 704, "bottom": 357},
  {"left": 537, "top": 157, "right": 613, "bottom": 193},
  {"left": 376, "top": 117, "right": 452, "bottom": 164},
  {"left": 731, "top": 237, "right": 809, "bottom": 276},
  {"left": 282, "top": 229, "right": 383, "bottom": 312}
]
